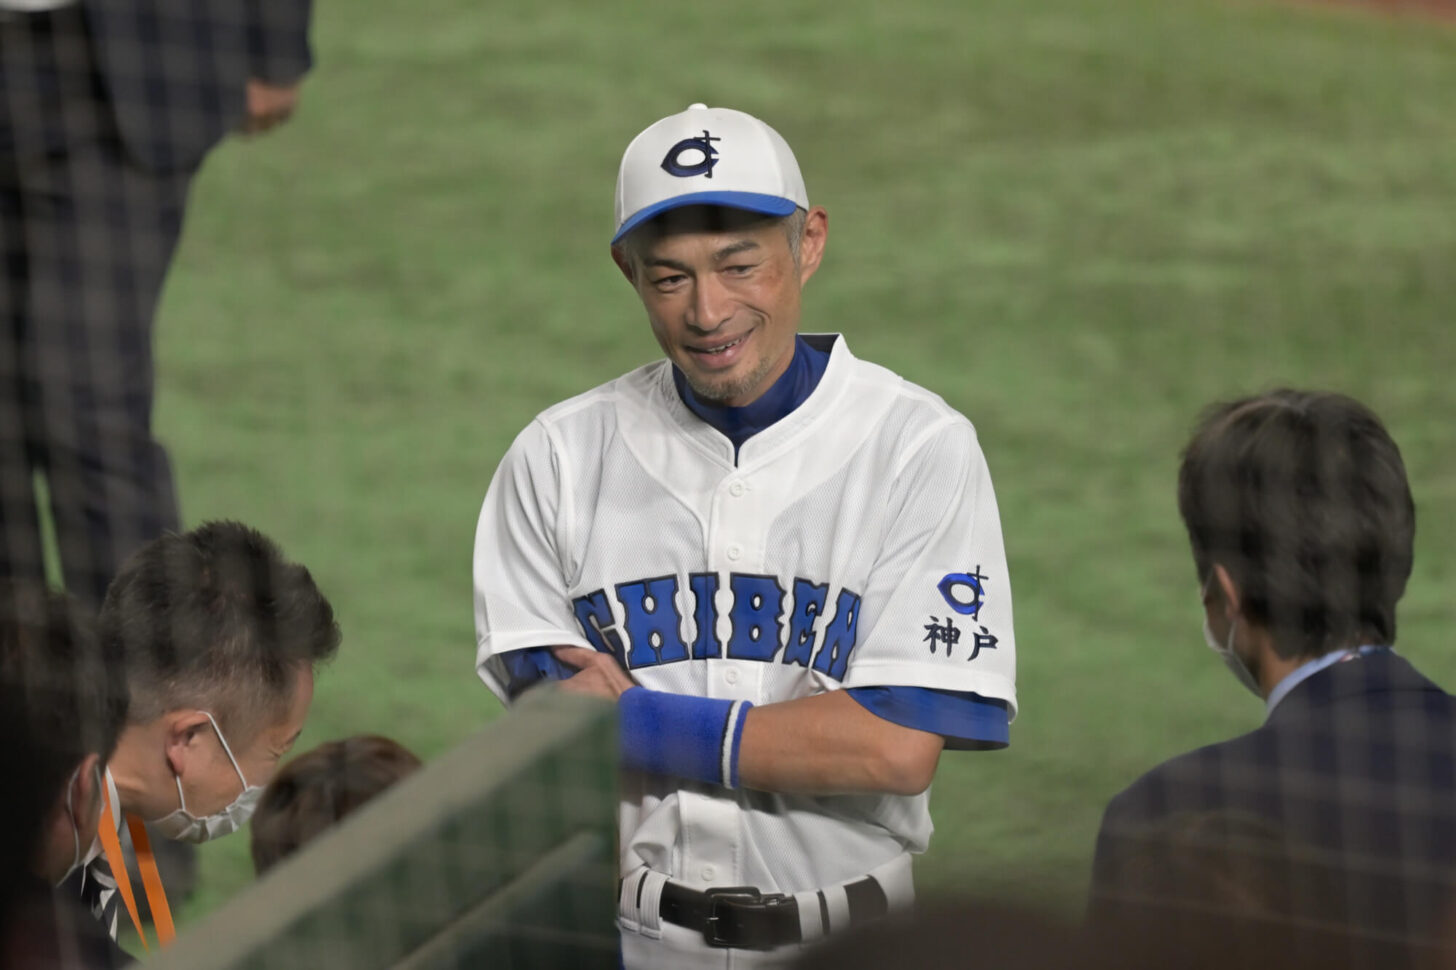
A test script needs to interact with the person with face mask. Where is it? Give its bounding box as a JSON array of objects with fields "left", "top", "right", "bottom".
[
  {"left": 60, "top": 520, "right": 341, "bottom": 950},
  {"left": 0, "top": 581, "right": 131, "bottom": 968},
  {"left": 1089, "top": 390, "right": 1456, "bottom": 967}
]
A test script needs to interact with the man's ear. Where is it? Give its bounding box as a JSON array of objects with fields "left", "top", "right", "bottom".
[
  {"left": 797, "top": 206, "right": 829, "bottom": 286},
  {"left": 71, "top": 752, "right": 105, "bottom": 830},
  {"left": 1211, "top": 563, "right": 1242, "bottom": 618},
  {"left": 611, "top": 245, "right": 638, "bottom": 286},
  {"left": 164, "top": 710, "right": 213, "bottom": 777}
]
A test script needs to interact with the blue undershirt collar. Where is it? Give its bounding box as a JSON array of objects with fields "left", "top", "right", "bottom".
[{"left": 672, "top": 335, "right": 831, "bottom": 455}]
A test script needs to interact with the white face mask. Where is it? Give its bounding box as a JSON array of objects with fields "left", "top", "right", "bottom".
[
  {"left": 150, "top": 711, "right": 265, "bottom": 844},
  {"left": 1202, "top": 577, "right": 1262, "bottom": 697}
]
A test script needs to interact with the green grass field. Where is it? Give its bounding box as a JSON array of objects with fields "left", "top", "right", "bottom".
[{"left": 154, "top": 0, "right": 1456, "bottom": 925}]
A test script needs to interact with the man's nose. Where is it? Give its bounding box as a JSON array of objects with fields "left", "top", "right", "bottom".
[{"left": 688, "top": 273, "right": 733, "bottom": 332}]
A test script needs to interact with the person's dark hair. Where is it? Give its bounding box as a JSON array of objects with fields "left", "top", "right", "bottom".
[
  {"left": 1177, "top": 390, "right": 1415, "bottom": 661},
  {"left": 0, "top": 582, "right": 128, "bottom": 858},
  {"left": 99, "top": 521, "right": 341, "bottom": 738},
  {"left": 250, "top": 735, "right": 421, "bottom": 874}
]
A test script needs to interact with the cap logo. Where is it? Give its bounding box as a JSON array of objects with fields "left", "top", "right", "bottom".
[{"left": 660, "top": 130, "right": 721, "bottom": 179}]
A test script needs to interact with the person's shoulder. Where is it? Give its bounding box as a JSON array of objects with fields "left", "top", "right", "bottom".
[
  {"left": 1279, "top": 650, "right": 1456, "bottom": 729},
  {"left": 830, "top": 339, "right": 965, "bottom": 418},
  {"left": 492, "top": 360, "right": 672, "bottom": 480},
  {"left": 1353, "top": 649, "right": 1455, "bottom": 705},
  {"left": 1102, "top": 728, "right": 1270, "bottom": 826},
  {"left": 825, "top": 337, "right": 979, "bottom": 452},
  {"left": 531, "top": 359, "right": 668, "bottom": 429}
]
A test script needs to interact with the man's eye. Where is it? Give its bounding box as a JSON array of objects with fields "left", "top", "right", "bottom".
[
  {"left": 652, "top": 274, "right": 685, "bottom": 288},
  {"left": 724, "top": 264, "right": 754, "bottom": 276}
]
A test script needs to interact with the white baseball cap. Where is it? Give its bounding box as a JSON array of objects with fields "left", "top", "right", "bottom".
[{"left": 612, "top": 103, "right": 808, "bottom": 244}]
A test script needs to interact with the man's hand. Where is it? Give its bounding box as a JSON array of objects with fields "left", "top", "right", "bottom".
[
  {"left": 552, "top": 646, "right": 635, "bottom": 700},
  {"left": 242, "top": 79, "right": 303, "bottom": 135}
]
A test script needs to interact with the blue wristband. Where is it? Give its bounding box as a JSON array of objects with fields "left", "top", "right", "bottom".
[{"left": 618, "top": 687, "right": 753, "bottom": 789}]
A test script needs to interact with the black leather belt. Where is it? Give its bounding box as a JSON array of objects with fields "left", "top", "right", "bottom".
[{"left": 659, "top": 877, "right": 889, "bottom": 949}]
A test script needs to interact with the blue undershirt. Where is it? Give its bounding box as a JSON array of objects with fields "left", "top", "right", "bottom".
[
  {"left": 672, "top": 335, "right": 832, "bottom": 458},
  {"left": 501, "top": 335, "right": 1010, "bottom": 751}
]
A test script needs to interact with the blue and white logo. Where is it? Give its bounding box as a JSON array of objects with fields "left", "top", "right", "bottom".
[
  {"left": 661, "top": 130, "right": 721, "bottom": 179},
  {"left": 938, "top": 568, "right": 989, "bottom": 620}
]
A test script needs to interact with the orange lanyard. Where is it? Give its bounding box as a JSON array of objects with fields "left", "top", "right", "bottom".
[{"left": 96, "top": 784, "right": 177, "bottom": 949}]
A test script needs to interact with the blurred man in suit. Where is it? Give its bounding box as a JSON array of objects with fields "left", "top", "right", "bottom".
[
  {"left": 0, "top": 2, "right": 313, "bottom": 893},
  {"left": 0, "top": 0, "right": 313, "bottom": 606},
  {"left": 1091, "top": 390, "right": 1456, "bottom": 968}
]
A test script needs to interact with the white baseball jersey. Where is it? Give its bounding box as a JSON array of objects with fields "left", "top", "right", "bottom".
[{"left": 473, "top": 334, "right": 1017, "bottom": 901}]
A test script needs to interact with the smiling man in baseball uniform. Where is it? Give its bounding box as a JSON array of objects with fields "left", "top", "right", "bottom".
[{"left": 472, "top": 103, "right": 1018, "bottom": 967}]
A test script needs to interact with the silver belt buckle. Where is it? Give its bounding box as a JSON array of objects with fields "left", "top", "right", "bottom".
[{"left": 703, "top": 886, "right": 793, "bottom": 949}]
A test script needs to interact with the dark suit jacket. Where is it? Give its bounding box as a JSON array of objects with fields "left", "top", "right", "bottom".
[
  {"left": 1091, "top": 652, "right": 1456, "bottom": 966},
  {"left": 82, "top": 0, "right": 314, "bottom": 173},
  {"left": 1, "top": 879, "right": 131, "bottom": 969}
]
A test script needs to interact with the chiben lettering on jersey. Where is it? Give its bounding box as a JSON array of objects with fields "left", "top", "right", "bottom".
[{"left": 570, "top": 574, "right": 862, "bottom": 678}]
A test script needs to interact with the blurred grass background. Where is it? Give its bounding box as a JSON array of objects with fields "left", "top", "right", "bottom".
[{"left": 152, "top": 0, "right": 1456, "bottom": 923}]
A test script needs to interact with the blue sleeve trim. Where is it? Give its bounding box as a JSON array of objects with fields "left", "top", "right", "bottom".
[
  {"left": 847, "top": 686, "right": 1010, "bottom": 750},
  {"left": 499, "top": 647, "right": 577, "bottom": 700}
]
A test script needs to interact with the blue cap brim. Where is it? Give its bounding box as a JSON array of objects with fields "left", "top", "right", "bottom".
[{"left": 612, "top": 191, "right": 800, "bottom": 244}]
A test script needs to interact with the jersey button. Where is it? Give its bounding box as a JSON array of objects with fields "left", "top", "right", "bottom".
[
  {"left": 725, "top": 669, "right": 739, "bottom": 686},
  {"left": 701, "top": 865, "right": 717, "bottom": 882},
  {"left": 726, "top": 544, "right": 742, "bottom": 562},
  {"left": 728, "top": 480, "right": 746, "bottom": 497}
]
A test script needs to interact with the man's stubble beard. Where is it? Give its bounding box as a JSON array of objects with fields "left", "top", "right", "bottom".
[{"left": 683, "top": 351, "right": 779, "bottom": 407}]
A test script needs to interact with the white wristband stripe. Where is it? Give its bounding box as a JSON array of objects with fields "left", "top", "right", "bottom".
[{"left": 721, "top": 700, "right": 747, "bottom": 788}]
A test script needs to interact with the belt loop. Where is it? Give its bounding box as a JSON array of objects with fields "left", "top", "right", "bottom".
[
  {"left": 819, "top": 884, "right": 852, "bottom": 935},
  {"left": 865, "top": 852, "right": 915, "bottom": 912},
  {"left": 636, "top": 870, "right": 668, "bottom": 938},
  {"left": 793, "top": 888, "right": 830, "bottom": 943},
  {"left": 618, "top": 866, "right": 668, "bottom": 939},
  {"left": 617, "top": 868, "right": 646, "bottom": 935}
]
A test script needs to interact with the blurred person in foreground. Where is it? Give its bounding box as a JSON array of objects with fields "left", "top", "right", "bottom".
[
  {"left": 1, "top": 0, "right": 315, "bottom": 895},
  {"left": 59, "top": 521, "right": 340, "bottom": 949},
  {"left": 794, "top": 884, "right": 1356, "bottom": 970},
  {"left": 1091, "top": 390, "right": 1456, "bottom": 967},
  {"left": 793, "top": 898, "right": 1089, "bottom": 970},
  {"left": 250, "top": 735, "right": 421, "bottom": 875},
  {"left": 0, "top": 581, "right": 130, "bottom": 968}
]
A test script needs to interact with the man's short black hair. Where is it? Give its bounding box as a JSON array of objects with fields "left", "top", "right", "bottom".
[
  {"left": 1177, "top": 390, "right": 1415, "bottom": 661},
  {"left": 100, "top": 521, "right": 341, "bottom": 737},
  {"left": 0, "top": 581, "right": 128, "bottom": 848}
]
